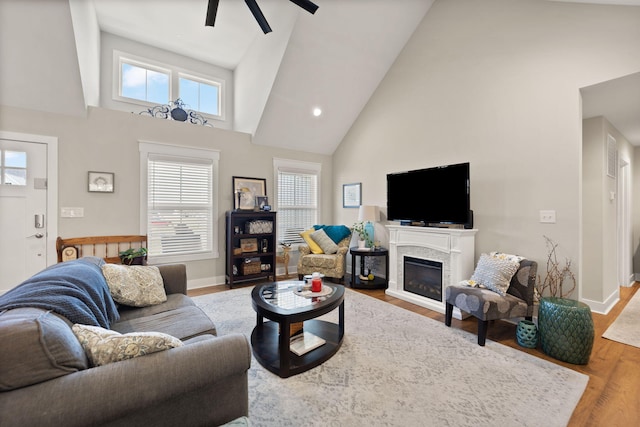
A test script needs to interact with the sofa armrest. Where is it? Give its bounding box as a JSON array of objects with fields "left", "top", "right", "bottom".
[
  {"left": 0, "top": 334, "right": 251, "bottom": 427},
  {"left": 298, "top": 245, "right": 311, "bottom": 256},
  {"left": 157, "top": 263, "right": 187, "bottom": 295}
]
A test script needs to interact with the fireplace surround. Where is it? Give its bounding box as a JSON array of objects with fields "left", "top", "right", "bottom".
[{"left": 386, "top": 225, "right": 476, "bottom": 319}]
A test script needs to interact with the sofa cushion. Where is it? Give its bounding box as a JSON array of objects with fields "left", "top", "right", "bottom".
[
  {"left": 117, "top": 293, "right": 195, "bottom": 322},
  {"left": 101, "top": 264, "right": 167, "bottom": 307},
  {"left": 0, "top": 308, "right": 88, "bottom": 391},
  {"left": 299, "top": 253, "right": 340, "bottom": 270},
  {"left": 72, "top": 324, "right": 183, "bottom": 367},
  {"left": 310, "top": 229, "right": 339, "bottom": 254},
  {"left": 111, "top": 305, "right": 217, "bottom": 340}
]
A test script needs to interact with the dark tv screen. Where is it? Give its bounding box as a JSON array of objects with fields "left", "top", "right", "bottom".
[{"left": 387, "top": 162, "right": 470, "bottom": 225}]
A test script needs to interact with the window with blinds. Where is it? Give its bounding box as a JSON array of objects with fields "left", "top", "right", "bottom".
[
  {"left": 140, "top": 142, "right": 219, "bottom": 262},
  {"left": 274, "top": 159, "right": 321, "bottom": 246}
]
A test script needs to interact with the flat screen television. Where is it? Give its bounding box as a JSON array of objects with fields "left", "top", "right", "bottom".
[{"left": 387, "top": 162, "right": 471, "bottom": 227}]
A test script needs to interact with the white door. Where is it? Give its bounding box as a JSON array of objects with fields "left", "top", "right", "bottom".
[
  {"left": 0, "top": 138, "right": 48, "bottom": 291},
  {"left": 617, "top": 156, "right": 633, "bottom": 286}
]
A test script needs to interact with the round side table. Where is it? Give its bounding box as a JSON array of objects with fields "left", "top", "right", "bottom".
[{"left": 538, "top": 297, "right": 594, "bottom": 365}]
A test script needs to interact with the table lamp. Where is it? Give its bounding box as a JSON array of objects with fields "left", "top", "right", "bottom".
[{"left": 358, "top": 205, "right": 379, "bottom": 248}]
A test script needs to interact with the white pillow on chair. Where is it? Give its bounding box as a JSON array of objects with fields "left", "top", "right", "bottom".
[{"left": 469, "top": 253, "right": 520, "bottom": 296}]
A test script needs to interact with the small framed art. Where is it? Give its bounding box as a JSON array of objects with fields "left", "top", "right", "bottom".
[
  {"left": 88, "top": 171, "right": 114, "bottom": 193},
  {"left": 256, "top": 196, "right": 269, "bottom": 210},
  {"left": 343, "top": 182, "right": 361, "bottom": 208}
]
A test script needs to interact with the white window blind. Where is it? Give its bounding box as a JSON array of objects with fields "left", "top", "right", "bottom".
[
  {"left": 274, "top": 159, "right": 320, "bottom": 246},
  {"left": 140, "top": 142, "right": 219, "bottom": 262}
]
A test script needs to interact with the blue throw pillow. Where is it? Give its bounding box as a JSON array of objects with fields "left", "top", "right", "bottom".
[{"left": 314, "top": 225, "right": 351, "bottom": 244}]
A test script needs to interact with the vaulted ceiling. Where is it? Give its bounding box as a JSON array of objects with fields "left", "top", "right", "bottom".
[{"left": 1, "top": 0, "right": 639, "bottom": 153}]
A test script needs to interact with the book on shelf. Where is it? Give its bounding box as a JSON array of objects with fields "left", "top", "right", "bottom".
[{"left": 290, "top": 331, "right": 326, "bottom": 356}]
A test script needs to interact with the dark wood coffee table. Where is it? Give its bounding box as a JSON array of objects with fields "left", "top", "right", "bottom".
[{"left": 250, "top": 281, "right": 345, "bottom": 378}]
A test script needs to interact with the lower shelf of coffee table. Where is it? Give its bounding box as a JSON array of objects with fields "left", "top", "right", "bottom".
[{"left": 251, "top": 319, "right": 343, "bottom": 378}]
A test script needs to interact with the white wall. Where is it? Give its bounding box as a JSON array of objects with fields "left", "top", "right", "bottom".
[
  {"left": 332, "top": 0, "right": 640, "bottom": 308},
  {"left": 0, "top": 104, "right": 332, "bottom": 288}
]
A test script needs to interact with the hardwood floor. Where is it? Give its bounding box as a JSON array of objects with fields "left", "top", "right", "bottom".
[{"left": 189, "top": 279, "right": 640, "bottom": 426}]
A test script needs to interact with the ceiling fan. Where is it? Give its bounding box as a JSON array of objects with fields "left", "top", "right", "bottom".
[{"left": 206, "top": 0, "right": 319, "bottom": 34}]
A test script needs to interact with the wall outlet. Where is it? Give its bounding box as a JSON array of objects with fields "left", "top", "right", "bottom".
[{"left": 539, "top": 210, "right": 556, "bottom": 223}]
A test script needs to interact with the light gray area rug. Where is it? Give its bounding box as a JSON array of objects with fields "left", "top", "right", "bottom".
[
  {"left": 194, "top": 287, "right": 588, "bottom": 427},
  {"left": 603, "top": 289, "right": 640, "bottom": 348}
]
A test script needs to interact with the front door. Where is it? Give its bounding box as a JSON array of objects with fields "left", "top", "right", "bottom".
[{"left": 0, "top": 138, "right": 48, "bottom": 292}]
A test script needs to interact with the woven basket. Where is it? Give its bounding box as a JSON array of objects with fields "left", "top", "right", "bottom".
[{"left": 241, "top": 260, "right": 261, "bottom": 275}]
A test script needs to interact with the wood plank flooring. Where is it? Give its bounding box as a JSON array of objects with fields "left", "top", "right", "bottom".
[{"left": 189, "top": 279, "right": 640, "bottom": 426}]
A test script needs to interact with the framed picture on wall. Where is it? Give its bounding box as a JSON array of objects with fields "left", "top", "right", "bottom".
[
  {"left": 88, "top": 171, "right": 114, "bottom": 193},
  {"left": 233, "top": 176, "right": 266, "bottom": 210},
  {"left": 343, "top": 183, "right": 361, "bottom": 208}
]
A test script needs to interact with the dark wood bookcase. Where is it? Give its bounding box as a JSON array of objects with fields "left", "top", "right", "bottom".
[{"left": 225, "top": 210, "right": 277, "bottom": 288}]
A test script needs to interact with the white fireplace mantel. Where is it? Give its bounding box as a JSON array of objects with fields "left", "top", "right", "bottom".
[{"left": 386, "top": 225, "right": 477, "bottom": 319}]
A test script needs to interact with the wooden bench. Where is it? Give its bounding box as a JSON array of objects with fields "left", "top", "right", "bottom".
[{"left": 56, "top": 235, "right": 147, "bottom": 264}]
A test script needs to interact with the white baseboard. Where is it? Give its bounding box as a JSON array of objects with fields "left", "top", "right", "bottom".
[
  {"left": 187, "top": 275, "right": 226, "bottom": 290},
  {"left": 580, "top": 289, "right": 620, "bottom": 315}
]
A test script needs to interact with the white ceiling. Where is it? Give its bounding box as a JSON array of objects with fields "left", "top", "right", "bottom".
[
  {"left": 582, "top": 72, "right": 640, "bottom": 145},
  {"left": 1, "top": 0, "right": 638, "bottom": 152}
]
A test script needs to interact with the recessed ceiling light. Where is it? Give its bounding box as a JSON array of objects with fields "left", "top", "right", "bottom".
[{"left": 312, "top": 107, "right": 322, "bottom": 117}]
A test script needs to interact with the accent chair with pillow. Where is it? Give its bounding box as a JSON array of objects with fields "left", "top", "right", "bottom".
[
  {"left": 297, "top": 225, "right": 352, "bottom": 283},
  {"left": 444, "top": 252, "right": 538, "bottom": 346}
]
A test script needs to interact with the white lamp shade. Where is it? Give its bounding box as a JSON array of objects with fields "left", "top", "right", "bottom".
[{"left": 358, "top": 205, "right": 379, "bottom": 222}]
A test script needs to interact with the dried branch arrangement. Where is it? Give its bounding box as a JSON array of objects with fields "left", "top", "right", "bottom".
[{"left": 536, "top": 235, "right": 576, "bottom": 298}]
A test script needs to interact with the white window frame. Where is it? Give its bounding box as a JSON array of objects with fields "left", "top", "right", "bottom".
[
  {"left": 273, "top": 158, "right": 322, "bottom": 250},
  {"left": 139, "top": 141, "right": 220, "bottom": 263},
  {"left": 178, "top": 72, "right": 224, "bottom": 120},
  {"left": 113, "top": 50, "right": 225, "bottom": 121},
  {"left": 114, "top": 53, "right": 172, "bottom": 106}
]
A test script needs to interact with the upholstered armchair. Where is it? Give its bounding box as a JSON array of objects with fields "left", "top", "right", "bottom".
[
  {"left": 445, "top": 253, "right": 537, "bottom": 346},
  {"left": 297, "top": 228, "right": 352, "bottom": 284}
]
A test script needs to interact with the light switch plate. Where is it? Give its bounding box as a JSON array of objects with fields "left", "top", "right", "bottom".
[{"left": 61, "top": 207, "right": 84, "bottom": 218}]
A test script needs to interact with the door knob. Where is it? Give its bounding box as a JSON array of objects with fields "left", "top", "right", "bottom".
[{"left": 27, "top": 233, "right": 44, "bottom": 239}]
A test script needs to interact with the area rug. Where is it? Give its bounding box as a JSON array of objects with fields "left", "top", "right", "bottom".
[
  {"left": 603, "top": 288, "right": 640, "bottom": 348},
  {"left": 194, "top": 287, "right": 588, "bottom": 427}
]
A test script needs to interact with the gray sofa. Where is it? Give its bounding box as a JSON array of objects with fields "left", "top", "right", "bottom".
[{"left": 0, "top": 257, "right": 251, "bottom": 427}]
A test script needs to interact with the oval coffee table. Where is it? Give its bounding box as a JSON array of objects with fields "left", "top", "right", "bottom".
[{"left": 251, "top": 281, "right": 345, "bottom": 378}]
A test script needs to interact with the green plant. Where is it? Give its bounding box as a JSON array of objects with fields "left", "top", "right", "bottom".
[
  {"left": 352, "top": 221, "right": 373, "bottom": 248},
  {"left": 119, "top": 247, "right": 148, "bottom": 265},
  {"left": 536, "top": 236, "right": 576, "bottom": 298}
]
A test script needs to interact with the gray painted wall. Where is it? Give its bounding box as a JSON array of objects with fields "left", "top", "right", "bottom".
[{"left": 332, "top": 0, "right": 640, "bottom": 311}]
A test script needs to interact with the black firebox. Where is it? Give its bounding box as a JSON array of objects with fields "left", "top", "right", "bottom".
[{"left": 403, "top": 256, "right": 443, "bottom": 302}]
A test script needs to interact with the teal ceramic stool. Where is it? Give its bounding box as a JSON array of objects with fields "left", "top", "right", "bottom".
[
  {"left": 516, "top": 320, "right": 538, "bottom": 348},
  {"left": 538, "top": 297, "right": 594, "bottom": 364}
]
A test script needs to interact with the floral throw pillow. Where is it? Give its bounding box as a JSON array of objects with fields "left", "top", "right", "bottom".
[
  {"left": 72, "top": 324, "right": 183, "bottom": 367},
  {"left": 101, "top": 264, "right": 167, "bottom": 307},
  {"left": 469, "top": 253, "right": 520, "bottom": 296}
]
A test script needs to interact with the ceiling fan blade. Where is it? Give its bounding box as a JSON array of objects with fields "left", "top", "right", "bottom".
[
  {"left": 205, "top": 0, "right": 219, "bottom": 27},
  {"left": 245, "top": 0, "right": 272, "bottom": 34},
  {"left": 289, "top": 0, "right": 318, "bottom": 14}
]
